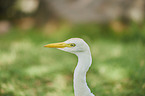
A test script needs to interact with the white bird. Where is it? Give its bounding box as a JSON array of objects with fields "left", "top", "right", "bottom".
[{"left": 44, "top": 38, "right": 95, "bottom": 96}]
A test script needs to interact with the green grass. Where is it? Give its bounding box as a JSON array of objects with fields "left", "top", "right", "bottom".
[{"left": 0, "top": 25, "right": 145, "bottom": 96}]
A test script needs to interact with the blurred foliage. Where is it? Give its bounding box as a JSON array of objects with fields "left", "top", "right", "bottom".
[
  {"left": 0, "top": 23, "right": 145, "bottom": 96},
  {"left": 0, "top": 0, "right": 144, "bottom": 96}
]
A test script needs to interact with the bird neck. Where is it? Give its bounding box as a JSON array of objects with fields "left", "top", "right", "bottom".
[{"left": 74, "top": 51, "right": 94, "bottom": 96}]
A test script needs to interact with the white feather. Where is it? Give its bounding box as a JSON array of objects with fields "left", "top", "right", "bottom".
[{"left": 58, "top": 38, "right": 95, "bottom": 96}]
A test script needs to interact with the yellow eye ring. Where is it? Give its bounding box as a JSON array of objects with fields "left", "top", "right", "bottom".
[{"left": 70, "top": 43, "right": 76, "bottom": 47}]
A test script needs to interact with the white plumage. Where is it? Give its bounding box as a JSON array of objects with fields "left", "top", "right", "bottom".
[{"left": 44, "top": 38, "right": 94, "bottom": 96}]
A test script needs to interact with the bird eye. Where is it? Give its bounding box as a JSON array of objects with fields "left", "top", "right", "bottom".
[{"left": 70, "top": 43, "right": 76, "bottom": 47}]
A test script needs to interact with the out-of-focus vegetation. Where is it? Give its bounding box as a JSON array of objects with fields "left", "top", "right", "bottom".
[
  {"left": 0, "top": 0, "right": 145, "bottom": 96},
  {"left": 0, "top": 23, "right": 145, "bottom": 96}
]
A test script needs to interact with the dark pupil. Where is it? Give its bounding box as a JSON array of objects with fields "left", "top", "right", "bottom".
[{"left": 70, "top": 43, "right": 75, "bottom": 47}]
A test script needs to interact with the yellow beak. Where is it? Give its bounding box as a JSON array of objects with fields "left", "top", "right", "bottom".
[{"left": 44, "top": 42, "right": 70, "bottom": 48}]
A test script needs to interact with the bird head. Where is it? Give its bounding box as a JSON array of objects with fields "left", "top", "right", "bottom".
[{"left": 44, "top": 38, "right": 90, "bottom": 54}]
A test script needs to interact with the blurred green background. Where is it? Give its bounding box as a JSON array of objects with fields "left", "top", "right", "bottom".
[{"left": 0, "top": 0, "right": 145, "bottom": 96}]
